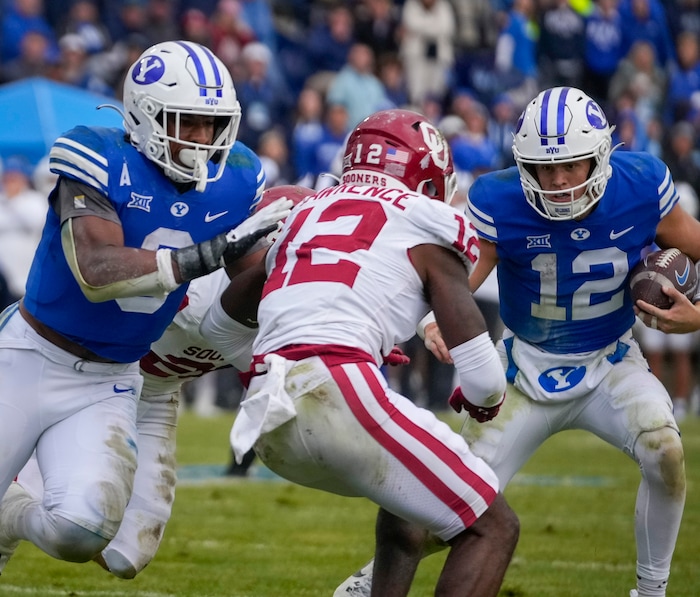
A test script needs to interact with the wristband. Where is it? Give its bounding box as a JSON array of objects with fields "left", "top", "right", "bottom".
[
  {"left": 416, "top": 311, "right": 436, "bottom": 340},
  {"left": 449, "top": 332, "right": 506, "bottom": 408},
  {"left": 156, "top": 248, "right": 179, "bottom": 292}
]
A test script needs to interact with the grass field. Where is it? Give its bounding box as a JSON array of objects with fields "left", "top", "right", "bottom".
[{"left": 3, "top": 410, "right": 699, "bottom": 597}]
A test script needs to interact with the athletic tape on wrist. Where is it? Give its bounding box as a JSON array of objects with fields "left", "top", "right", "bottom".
[
  {"left": 416, "top": 311, "right": 437, "bottom": 340},
  {"left": 156, "top": 248, "right": 179, "bottom": 292}
]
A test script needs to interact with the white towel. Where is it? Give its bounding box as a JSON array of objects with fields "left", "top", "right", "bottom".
[{"left": 230, "top": 353, "right": 297, "bottom": 463}]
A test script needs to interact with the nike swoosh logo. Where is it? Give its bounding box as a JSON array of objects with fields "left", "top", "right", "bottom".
[
  {"left": 676, "top": 262, "right": 691, "bottom": 285},
  {"left": 609, "top": 226, "right": 634, "bottom": 240},
  {"left": 113, "top": 384, "right": 135, "bottom": 395},
  {"left": 205, "top": 210, "right": 228, "bottom": 222}
]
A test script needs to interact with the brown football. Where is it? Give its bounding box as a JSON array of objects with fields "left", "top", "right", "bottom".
[{"left": 629, "top": 248, "right": 697, "bottom": 309}]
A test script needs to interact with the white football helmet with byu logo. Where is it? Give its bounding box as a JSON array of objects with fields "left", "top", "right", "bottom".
[
  {"left": 122, "top": 40, "right": 241, "bottom": 191},
  {"left": 513, "top": 87, "right": 615, "bottom": 220}
]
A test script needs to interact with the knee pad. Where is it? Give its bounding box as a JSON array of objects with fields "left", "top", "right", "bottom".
[
  {"left": 635, "top": 427, "right": 685, "bottom": 498},
  {"left": 101, "top": 547, "right": 139, "bottom": 579},
  {"left": 52, "top": 516, "right": 110, "bottom": 562}
]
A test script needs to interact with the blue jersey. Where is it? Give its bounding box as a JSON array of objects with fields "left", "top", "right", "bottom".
[
  {"left": 23, "top": 127, "right": 264, "bottom": 362},
  {"left": 467, "top": 151, "right": 679, "bottom": 353}
]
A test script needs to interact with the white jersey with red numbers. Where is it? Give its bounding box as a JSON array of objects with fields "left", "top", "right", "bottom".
[
  {"left": 253, "top": 183, "right": 479, "bottom": 363},
  {"left": 235, "top": 183, "right": 495, "bottom": 542},
  {"left": 139, "top": 268, "right": 254, "bottom": 399}
]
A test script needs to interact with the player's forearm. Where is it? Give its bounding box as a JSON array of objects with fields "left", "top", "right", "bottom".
[
  {"left": 449, "top": 332, "right": 506, "bottom": 408},
  {"left": 62, "top": 223, "right": 179, "bottom": 301}
]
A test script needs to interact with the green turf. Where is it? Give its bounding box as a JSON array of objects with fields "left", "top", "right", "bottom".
[{"left": 3, "top": 410, "right": 699, "bottom": 596}]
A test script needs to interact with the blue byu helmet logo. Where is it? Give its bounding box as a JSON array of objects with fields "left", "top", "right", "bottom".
[{"left": 132, "top": 56, "right": 165, "bottom": 85}]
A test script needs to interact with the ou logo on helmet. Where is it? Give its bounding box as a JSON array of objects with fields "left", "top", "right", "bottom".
[
  {"left": 419, "top": 122, "right": 450, "bottom": 170},
  {"left": 132, "top": 56, "right": 166, "bottom": 85},
  {"left": 585, "top": 100, "right": 608, "bottom": 129}
]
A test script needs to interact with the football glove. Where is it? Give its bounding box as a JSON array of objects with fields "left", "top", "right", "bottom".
[
  {"left": 173, "top": 197, "right": 293, "bottom": 282},
  {"left": 448, "top": 387, "right": 504, "bottom": 422},
  {"left": 382, "top": 346, "right": 410, "bottom": 366}
]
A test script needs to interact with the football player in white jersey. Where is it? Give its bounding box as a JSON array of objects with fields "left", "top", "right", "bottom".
[
  {"left": 0, "top": 41, "right": 293, "bottom": 576},
  {"left": 204, "top": 109, "right": 520, "bottom": 597},
  {"left": 335, "top": 87, "right": 700, "bottom": 597}
]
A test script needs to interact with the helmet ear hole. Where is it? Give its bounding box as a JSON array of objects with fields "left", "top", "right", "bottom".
[
  {"left": 142, "top": 99, "right": 157, "bottom": 116},
  {"left": 423, "top": 181, "right": 438, "bottom": 198}
]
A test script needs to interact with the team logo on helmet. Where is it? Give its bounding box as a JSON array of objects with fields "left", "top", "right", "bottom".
[
  {"left": 585, "top": 100, "right": 607, "bottom": 129},
  {"left": 132, "top": 56, "right": 165, "bottom": 85},
  {"left": 419, "top": 122, "right": 449, "bottom": 171}
]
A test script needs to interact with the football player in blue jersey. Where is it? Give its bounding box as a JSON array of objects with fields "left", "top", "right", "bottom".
[
  {"left": 0, "top": 40, "right": 292, "bottom": 575},
  {"left": 334, "top": 87, "right": 700, "bottom": 597},
  {"left": 15, "top": 185, "right": 313, "bottom": 580}
]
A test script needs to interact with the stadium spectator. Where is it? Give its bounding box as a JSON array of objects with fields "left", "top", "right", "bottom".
[
  {"left": 448, "top": 0, "right": 499, "bottom": 54},
  {"left": 235, "top": 41, "right": 294, "bottom": 152},
  {"left": 537, "top": 0, "right": 586, "bottom": 89},
  {"left": 326, "top": 42, "right": 390, "bottom": 129},
  {"left": 1, "top": 0, "right": 56, "bottom": 63},
  {"left": 618, "top": 0, "right": 675, "bottom": 68},
  {"left": 666, "top": 31, "right": 700, "bottom": 125},
  {"left": 0, "top": 155, "right": 47, "bottom": 301},
  {"left": 399, "top": 0, "right": 456, "bottom": 106},
  {"left": 450, "top": 100, "right": 499, "bottom": 177},
  {"left": 488, "top": 93, "right": 518, "bottom": 169},
  {"left": 180, "top": 8, "right": 213, "bottom": 49},
  {"left": 668, "top": 0, "right": 700, "bottom": 41},
  {"left": 310, "top": 102, "right": 349, "bottom": 189},
  {"left": 352, "top": 0, "right": 401, "bottom": 62},
  {"left": 306, "top": 4, "right": 355, "bottom": 74},
  {"left": 256, "top": 127, "right": 295, "bottom": 187},
  {"left": 437, "top": 114, "right": 473, "bottom": 191},
  {"left": 663, "top": 120, "right": 700, "bottom": 196},
  {"left": 608, "top": 39, "right": 667, "bottom": 131},
  {"left": 377, "top": 52, "right": 409, "bottom": 109},
  {"left": 146, "top": 0, "right": 180, "bottom": 44},
  {"left": 239, "top": 0, "right": 277, "bottom": 52},
  {"left": 493, "top": 0, "right": 539, "bottom": 112},
  {"left": 0, "top": 28, "right": 55, "bottom": 83},
  {"left": 56, "top": 0, "right": 111, "bottom": 55},
  {"left": 612, "top": 108, "right": 653, "bottom": 152},
  {"left": 50, "top": 33, "right": 112, "bottom": 95},
  {"left": 210, "top": 0, "right": 256, "bottom": 72},
  {"left": 582, "top": 0, "right": 624, "bottom": 111},
  {"left": 290, "top": 86, "right": 325, "bottom": 184},
  {"left": 105, "top": 0, "right": 151, "bottom": 45}
]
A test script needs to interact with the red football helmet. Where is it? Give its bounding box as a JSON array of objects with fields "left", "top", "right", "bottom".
[
  {"left": 341, "top": 109, "right": 457, "bottom": 204},
  {"left": 255, "top": 184, "right": 315, "bottom": 213},
  {"left": 254, "top": 184, "right": 315, "bottom": 242}
]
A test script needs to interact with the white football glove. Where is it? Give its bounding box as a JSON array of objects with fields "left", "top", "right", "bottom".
[{"left": 226, "top": 197, "right": 294, "bottom": 242}]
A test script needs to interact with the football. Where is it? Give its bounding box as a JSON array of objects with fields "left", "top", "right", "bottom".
[{"left": 629, "top": 248, "right": 698, "bottom": 309}]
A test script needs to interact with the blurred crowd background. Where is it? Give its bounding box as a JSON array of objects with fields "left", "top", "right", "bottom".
[{"left": 1, "top": 0, "right": 700, "bottom": 416}]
